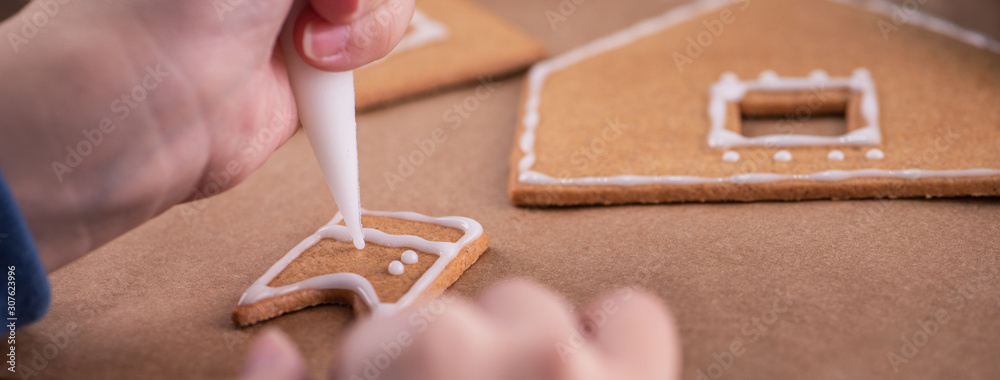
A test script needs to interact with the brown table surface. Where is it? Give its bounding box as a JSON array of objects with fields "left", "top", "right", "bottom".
[{"left": 16, "top": 0, "right": 1000, "bottom": 379}]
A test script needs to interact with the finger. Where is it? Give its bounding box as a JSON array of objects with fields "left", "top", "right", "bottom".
[
  {"left": 239, "top": 328, "right": 307, "bottom": 380},
  {"left": 477, "top": 280, "right": 584, "bottom": 379},
  {"left": 331, "top": 296, "right": 502, "bottom": 380},
  {"left": 295, "top": 0, "right": 415, "bottom": 71},
  {"left": 330, "top": 306, "right": 415, "bottom": 380},
  {"left": 579, "top": 288, "right": 682, "bottom": 380},
  {"left": 477, "top": 280, "right": 578, "bottom": 342}
]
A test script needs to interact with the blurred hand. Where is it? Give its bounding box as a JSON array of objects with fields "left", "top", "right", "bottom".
[
  {"left": 239, "top": 280, "right": 682, "bottom": 380},
  {"left": 0, "top": 0, "right": 414, "bottom": 270}
]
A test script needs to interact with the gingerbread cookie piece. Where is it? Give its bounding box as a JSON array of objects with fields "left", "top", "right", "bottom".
[
  {"left": 509, "top": 0, "right": 1000, "bottom": 206},
  {"left": 354, "top": 0, "right": 546, "bottom": 111},
  {"left": 233, "top": 210, "right": 488, "bottom": 327}
]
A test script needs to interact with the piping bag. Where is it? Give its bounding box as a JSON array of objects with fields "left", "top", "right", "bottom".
[{"left": 281, "top": 0, "right": 365, "bottom": 249}]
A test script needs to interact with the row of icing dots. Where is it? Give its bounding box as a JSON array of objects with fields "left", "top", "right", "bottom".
[{"left": 720, "top": 149, "right": 885, "bottom": 163}]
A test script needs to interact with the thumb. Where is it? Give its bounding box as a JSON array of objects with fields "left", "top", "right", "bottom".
[
  {"left": 239, "top": 328, "right": 307, "bottom": 380},
  {"left": 294, "top": 0, "right": 415, "bottom": 71}
]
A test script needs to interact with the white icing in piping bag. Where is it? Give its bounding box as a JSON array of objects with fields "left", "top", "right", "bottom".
[{"left": 281, "top": 1, "right": 365, "bottom": 249}]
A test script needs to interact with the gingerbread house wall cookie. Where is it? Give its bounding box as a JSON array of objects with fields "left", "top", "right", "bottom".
[
  {"left": 233, "top": 209, "right": 489, "bottom": 326},
  {"left": 509, "top": 0, "right": 1000, "bottom": 206},
  {"left": 354, "top": 0, "right": 546, "bottom": 111}
]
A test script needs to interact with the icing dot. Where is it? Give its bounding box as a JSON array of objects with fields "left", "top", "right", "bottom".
[
  {"left": 827, "top": 150, "right": 845, "bottom": 161},
  {"left": 773, "top": 150, "right": 792, "bottom": 162},
  {"left": 851, "top": 69, "right": 873, "bottom": 89},
  {"left": 808, "top": 70, "right": 829, "bottom": 81},
  {"left": 388, "top": 261, "right": 404, "bottom": 276},
  {"left": 722, "top": 151, "right": 740, "bottom": 162},
  {"left": 401, "top": 250, "right": 418, "bottom": 264},
  {"left": 866, "top": 148, "right": 885, "bottom": 160},
  {"left": 523, "top": 112, "right": 539, "bottom": 128},
  {"left": 758, "top": 70, "right": 779, "bottom": 83}
]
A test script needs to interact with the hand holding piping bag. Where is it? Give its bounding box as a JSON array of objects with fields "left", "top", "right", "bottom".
[
  {"left": 0, "top": 0, "right": 413, "bottom": 272},
  {"left": 242, "top": 3, "right": 679, "bottom": 380},
  {"left": 283, "top": 0, "right": 399, "bottom": 249},
  {"left": 286, "top": 0, "right": 419, "bottom": 249},
  {"left": 0, "top": 0, "right": 680, "bottom": 377}
]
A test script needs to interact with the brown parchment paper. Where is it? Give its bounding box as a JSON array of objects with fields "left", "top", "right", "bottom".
[{"left": 15, "top": 0, "right": 1000, "bottom": 379}]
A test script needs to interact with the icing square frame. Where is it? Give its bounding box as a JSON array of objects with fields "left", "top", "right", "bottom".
[{"left": 708, "top": 69, "right": 882, "bottom": 149}]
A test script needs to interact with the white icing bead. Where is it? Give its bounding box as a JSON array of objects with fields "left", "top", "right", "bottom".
[
  {"left": 401, "top": 250, "right": 418, "bottom": 264},
  {"left": 866, "top": 148, "right": 885, "bottom": 160},
  {"left": 524, "top": 112, "right": 539, "bottom": 128},
  {"left": 388, "top": 261, "right": 405, "bottom": 276},
  {"left": 758, "top": 70, "right": 779, "bottom": 82},
  {"left": 720, "top": 72, "right": 739, "bottom": 83},
  {"left": 808, "top": 70, "right": 829, "bottom": 80},
  {"left": 827, "top": 150, "right": 845, "bottom": 161},
  {"left": 773, "top": 150, "right": 792, "bottom": 162},
  {"left": 722, "top": 151, "right": 740, "bottom": 162}
]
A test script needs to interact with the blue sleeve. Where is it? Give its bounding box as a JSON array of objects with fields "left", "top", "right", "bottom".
[{"left": 0, "top": 171, "right": 50, "bottom": 325}]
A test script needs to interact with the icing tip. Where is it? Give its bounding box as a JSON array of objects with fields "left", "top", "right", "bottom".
[{"left": 353, "top": 238, "right": 366, "bottom": 250}]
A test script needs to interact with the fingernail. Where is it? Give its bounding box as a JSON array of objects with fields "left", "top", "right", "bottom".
[
  {"left": 328, "top": 0, "right": 364, "bottom": 22},
  {"left": 241, "top": 328, "right": 304, "bottom": 380},
  {"left": 303, "top": 20, "right": 349, "bottom": 63}
]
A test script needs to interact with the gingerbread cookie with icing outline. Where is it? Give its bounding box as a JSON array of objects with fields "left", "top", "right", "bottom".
[
  {"left": 354, "top": 0, "right": 546, "bottom": 111},
  {"left": 232, "top": 210, "right": 488, "bottom": 326},
  {"left": 509, "top": 0, "right": 1000, "bottom": 206}
]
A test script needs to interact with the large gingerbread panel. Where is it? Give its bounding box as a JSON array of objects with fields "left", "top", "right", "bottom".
[{"left": 509, "top": 0, "right": 1000, "bottom": 205}]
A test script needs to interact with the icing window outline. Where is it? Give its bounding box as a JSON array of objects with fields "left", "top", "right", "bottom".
[{"left": 707, "top": 69, "right": 881, "bottom": 149}]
